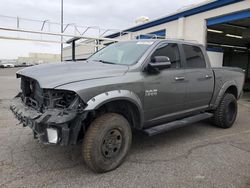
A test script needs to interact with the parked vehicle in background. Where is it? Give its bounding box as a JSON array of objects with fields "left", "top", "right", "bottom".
[
  {"left": 10, "top": 40, "right": 245, "bottom": 173},
  {"left": 0, "top": 63, "right": 15, "bottom": 68},
  {"left": 14, "top": 63, "right": 34, "bottom": 68}
]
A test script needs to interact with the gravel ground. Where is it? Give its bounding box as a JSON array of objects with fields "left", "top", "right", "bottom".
[{"left": 0, "top": 67, "right": 250, "bottom": 188}]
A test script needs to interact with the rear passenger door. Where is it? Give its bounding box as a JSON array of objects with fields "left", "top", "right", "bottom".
[{"left": 182, "top": 44, "right": 214, "bottom": 110}]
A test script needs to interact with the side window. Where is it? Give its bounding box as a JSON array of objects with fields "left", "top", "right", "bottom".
[
  {"left": 183, "top": 45, "right": 206, "bottom": 68},
  {"left": 151, "top": 43, "right": 181, "bottom": 68}
]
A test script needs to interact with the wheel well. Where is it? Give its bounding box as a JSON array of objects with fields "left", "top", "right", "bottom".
[
  {"left": 94, "top": 100, "right": 141, "bottom": 129},
  {"left": 225, "top": 85, "right": 238, "bottom": 99},
  {"left": 76, "top": 100, "right": 141, "bottom": 143}
]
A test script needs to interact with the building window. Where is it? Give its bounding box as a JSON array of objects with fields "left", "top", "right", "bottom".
[{"left": 137, "top": 29, "right": 166, "bottom": 39}]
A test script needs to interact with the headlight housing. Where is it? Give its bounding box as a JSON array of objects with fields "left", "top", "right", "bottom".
[{"left": 43, "top": 89, "right": 85, "bottom": 111}]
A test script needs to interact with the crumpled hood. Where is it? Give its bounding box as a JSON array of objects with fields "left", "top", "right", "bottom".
[{"left": 17, "top": 61, "right": 129, "bottom": 88}]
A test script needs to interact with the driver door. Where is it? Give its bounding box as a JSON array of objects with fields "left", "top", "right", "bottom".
[{"left": 143, "top": 43, "right": 187, "bottom": 126}]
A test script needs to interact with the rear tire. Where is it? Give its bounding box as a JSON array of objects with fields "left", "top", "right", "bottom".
[
  {"left": 212, "top": 93, "right": 237, "bottom": 128},
  {"left": 82, "top": 113, "right": 132, "bottom": 173}
]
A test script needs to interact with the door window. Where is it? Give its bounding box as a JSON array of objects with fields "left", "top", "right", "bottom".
[
  {"left": 151, "top": 43, "right": 181, "bottom": 68},
  {"left": 182, "top": 45, "right": 206, "bottom": 68}
]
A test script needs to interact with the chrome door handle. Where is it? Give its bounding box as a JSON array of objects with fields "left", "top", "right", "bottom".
[
  {"left": 175, "top": 76, "right": 185, "bottom": 81},
  {"left": 205, "top": 74, "right": 212, "bottom": 79}
]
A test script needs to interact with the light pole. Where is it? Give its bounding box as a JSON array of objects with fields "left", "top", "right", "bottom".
[{"left": 60, "top": 0, "right": 63, "bottom": 61}]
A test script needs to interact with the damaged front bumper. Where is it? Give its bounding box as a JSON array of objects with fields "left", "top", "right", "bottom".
[{"left": 10, "top": 97, "right": 87, "bottom": 145}]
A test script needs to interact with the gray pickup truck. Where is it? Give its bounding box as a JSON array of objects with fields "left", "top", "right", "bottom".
[{"left": 10, "top": 40, "right": 245, "bottom": 173}]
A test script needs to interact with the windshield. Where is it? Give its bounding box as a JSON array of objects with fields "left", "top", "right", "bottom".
[{"left": 88, "top": 41, "right": 153, "bottom": 65}]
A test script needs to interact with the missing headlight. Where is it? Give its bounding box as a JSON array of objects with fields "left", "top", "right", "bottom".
[{"left": 43, "top": 90, "right": 85, "bottom": 111}]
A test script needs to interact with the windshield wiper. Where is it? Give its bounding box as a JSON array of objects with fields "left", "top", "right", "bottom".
[{"left": 93, "top": 59, "right": 116, "bottom": 65}]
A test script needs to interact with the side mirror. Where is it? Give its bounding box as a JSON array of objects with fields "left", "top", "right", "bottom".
[{"left": 148, "top": 56, "right": 171, "bottom": 71}]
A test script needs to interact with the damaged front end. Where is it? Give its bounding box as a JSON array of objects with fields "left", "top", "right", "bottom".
[{"left": 10, "top": 76, "right": 88, "bottom": 145}]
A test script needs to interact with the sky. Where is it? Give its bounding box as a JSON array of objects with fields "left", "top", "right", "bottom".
[{"left": 0, "top": 0, "right": 206, "bottom": 59}]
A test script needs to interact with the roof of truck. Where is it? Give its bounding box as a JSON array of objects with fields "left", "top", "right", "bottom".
[{"left": 120, "top": 39, "right": 203, "bottom": 46}]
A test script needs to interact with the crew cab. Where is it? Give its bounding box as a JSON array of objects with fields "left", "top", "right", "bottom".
[{"left": 10, "top": 40, "right": 245, "bottom": 173}]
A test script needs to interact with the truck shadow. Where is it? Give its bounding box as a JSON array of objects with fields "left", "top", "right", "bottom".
[
  {"left": 21, "top": 121, "right": 213, "bottom": 173},
  {"left": 33, "top": 121, "right": 215, "bottom": 163},
  {"left": 130, "top": 121, "right": 215, "bottom": 154}
]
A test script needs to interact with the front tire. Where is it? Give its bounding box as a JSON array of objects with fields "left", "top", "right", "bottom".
[
  {"left": 212, "top": 93, "right": 238, "bottom": 128},
  {"left": 82, "top": 113, "right": 132, "bottom": 173}
]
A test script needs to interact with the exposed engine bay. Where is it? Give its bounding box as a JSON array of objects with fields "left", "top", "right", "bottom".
[
  {"left": 10, "top": 76, "right": 88, "bottom": 145},
  {"left": 19, "top": 76, "right": 85, "bottom": 112}
]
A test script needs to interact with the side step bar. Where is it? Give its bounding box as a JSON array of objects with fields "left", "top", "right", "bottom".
[{"left": 143, "top": 112, "right": 213, "bottom": 136}]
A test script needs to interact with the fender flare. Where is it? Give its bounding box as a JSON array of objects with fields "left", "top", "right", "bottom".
[
  {"left": 84, "top": 90, "right": 144, "bottom": 128},
  {"left": 213, "top": 80, "right": 238, "bottom": 109}
]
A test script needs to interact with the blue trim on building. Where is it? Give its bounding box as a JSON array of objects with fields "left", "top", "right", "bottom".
[
  {"left": 107, "top": 0, "right": 242, "bottom": 38},
  {"left": 151, "top": 29, "right": 166, "bottom": 37},
  {"left": 136, "top": 29, "right": 166, "bottom": 39},
  {"left": 207, "top": 10, "right": 250, "bottom": 26},
  {"left": 207, "top": 47, "right": 224, "bottom": 52}
]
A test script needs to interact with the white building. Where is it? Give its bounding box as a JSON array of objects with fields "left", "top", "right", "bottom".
[
  {"left": 64, "top": 0, "right": 250, "bottom": 86},
  {"left": 18, "top": 53, "right": 60, "bottom": 65}
]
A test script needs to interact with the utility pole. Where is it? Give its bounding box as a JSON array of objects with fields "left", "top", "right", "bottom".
[{"left": 60, "top": 0, "right": 63, "bottom": 61}]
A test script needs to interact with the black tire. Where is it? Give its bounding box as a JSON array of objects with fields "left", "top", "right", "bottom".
[
  {"left": 82, "top": 113, "right": 132, "bottom": 173},
  {"left": 212, "top": 93, "right": 238, "bottom": 128}
]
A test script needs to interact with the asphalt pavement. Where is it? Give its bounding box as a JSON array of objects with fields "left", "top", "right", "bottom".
[{"left": 0, "top": 68, "right": 250, "bottom": 188}]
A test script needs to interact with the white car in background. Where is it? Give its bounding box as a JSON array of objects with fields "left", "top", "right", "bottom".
[{"left": 0, "top": 63, "right": 15, "bottom": 68}]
